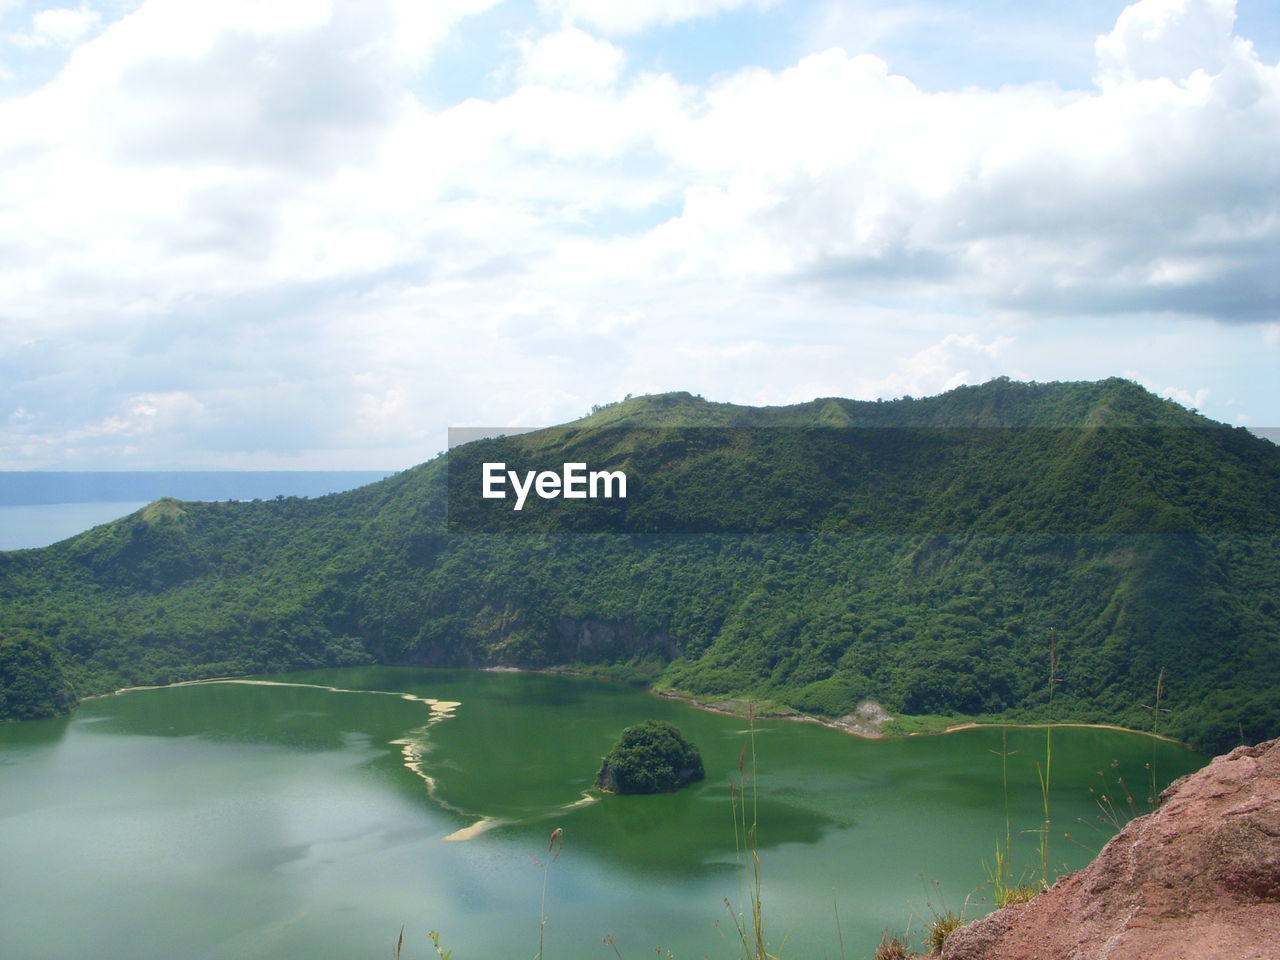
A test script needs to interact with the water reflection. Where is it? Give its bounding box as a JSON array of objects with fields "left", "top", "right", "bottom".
[{"left": 0, "top": 712, "right": 72, "bottom": 749}]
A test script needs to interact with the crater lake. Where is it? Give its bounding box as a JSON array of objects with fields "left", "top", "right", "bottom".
[{"left": 0, "top": 667, "right": 1205, "bottom": 959}]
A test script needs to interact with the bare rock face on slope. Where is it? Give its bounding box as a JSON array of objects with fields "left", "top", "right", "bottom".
[{"left": 943, "top": 738, "right": 1280, "bottom": 960}]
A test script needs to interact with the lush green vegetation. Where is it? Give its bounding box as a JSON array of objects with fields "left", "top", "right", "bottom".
[
  {"left": 595, "top": 720, "right": 705, "bottom": 793},
  {"left": 2, "top": 377, "right": 1277, "bottom": 753},
  {"left": 0, "top": 630, "right": 74, "bottom": 720}
]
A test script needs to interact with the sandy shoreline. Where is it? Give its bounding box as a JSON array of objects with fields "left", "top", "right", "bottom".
[
  {"left": 940, "top": 719, "right": 1186, "bottom": 744},
  {"left": 655, "top": 688, "right": 1190, "bottom": 747}
]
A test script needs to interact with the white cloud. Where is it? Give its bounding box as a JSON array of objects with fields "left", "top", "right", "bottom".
[
  {"left": 1096, "top": 0, "right": 1237, "bottom": 84},
  {"left": 638, "top": 2, "right": 1280, "bottom": 319},
  {"left": 1157, "top": 383, "right": 1211, "bottom": 410},
  {"left": 5, "top": 0, "right": 1276, "bottom": 327},
  {"left": 517, "top": 27, "right": 625, "bottom": 91},
  {"left": 0, "top": 0, "right": 508, "bottom": 331},
  {"left": 127, "top": 391, "right": 206, "bottom": 428},
  {"left": 0, "top": 390, "right": 205, "bottom": 465},
  {"left": 856, "top": 333, "right": 1016, "bottom": 401},
  {"left": 537, "top": 0, "right": 776, "bottom": 37},
  {"left": 11, "top": 6, "right": 102, "bottom": 48},
  {"left": 1, "top": 0, "right": 1278, "bottom": 467}
]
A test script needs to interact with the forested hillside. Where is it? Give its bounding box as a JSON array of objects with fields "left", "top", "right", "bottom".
[{"left": 2, "top": 377, "right": 1277, "bottom": 753}]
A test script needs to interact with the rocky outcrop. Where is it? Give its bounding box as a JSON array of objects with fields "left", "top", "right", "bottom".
[
  {"left": 554, "top": 617, "right": 682, "bottom": 662},
  {"left": 942, "top": 738, "right": 1280, "bottom": 960},
  {"left": 831, "top": 699, "right": 893, "bottom": 737}
]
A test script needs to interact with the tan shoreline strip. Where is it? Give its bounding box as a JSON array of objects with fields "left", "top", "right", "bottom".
[
  {"left": 938, "top": 720, "right": 1185, "bottom": 745},
  {"left": 656, "top": 690, "right": 1190, "bottom": 747},
  {"left": 442, "top": 818, "right": 503, "bottom": 841},
  {"left": 91, "top": 676, "right": 488, "bottom": 829}
]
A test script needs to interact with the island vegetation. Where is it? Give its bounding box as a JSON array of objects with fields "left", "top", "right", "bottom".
[
  {"left": 1, "top": 377, "right": 1277, "bottom": 754},
  {"left": 595, "top": 720, "right": 705, "bottom": 794}
]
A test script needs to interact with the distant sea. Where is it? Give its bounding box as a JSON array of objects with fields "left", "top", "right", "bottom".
[{"left": 0, "top": 471, "right": 394, "bottom": 551}]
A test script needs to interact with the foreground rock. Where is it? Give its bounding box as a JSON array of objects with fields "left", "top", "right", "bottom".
[{"left": 943, "top": 738, "right": 1280, "bottom": 960}]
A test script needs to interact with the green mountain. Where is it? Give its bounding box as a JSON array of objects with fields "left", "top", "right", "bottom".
[{"left": 2, "top": 377, "right": 1278, "bottom": 753}]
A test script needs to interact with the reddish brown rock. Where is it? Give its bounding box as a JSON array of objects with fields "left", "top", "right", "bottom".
[{"left": 942, "top": 738, "right": 1280, "bottom": 960}]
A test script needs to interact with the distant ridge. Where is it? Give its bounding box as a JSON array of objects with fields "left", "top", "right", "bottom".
[
  {"left": 0, "top": 471, "right": 395, "bottom": 506},
  {"left": 567, "top": 377, "right": 1213, "bottom": 429}
]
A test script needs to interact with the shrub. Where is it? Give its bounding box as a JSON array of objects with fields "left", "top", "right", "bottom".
[
  {"left": 926, "top": 911, "right": 963, "bottom": 952},
  {"left": 874, "top": 932, "right": 909, "bottom": 960}
]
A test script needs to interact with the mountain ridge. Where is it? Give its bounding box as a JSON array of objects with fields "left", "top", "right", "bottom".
[
  {"left": 569, "top": 377, "right": 1226, "bottom": 430},
  {"left": 2, "top": 377, "right": 1278, "bottom": 753}
]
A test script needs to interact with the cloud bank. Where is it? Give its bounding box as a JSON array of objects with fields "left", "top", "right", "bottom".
[{"left": 1, "top": 0, "right": 1277, "bottom": 467}]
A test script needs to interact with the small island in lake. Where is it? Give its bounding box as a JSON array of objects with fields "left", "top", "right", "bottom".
[{"left": 595, "top": 720, "right": 705, "bottom": 794}]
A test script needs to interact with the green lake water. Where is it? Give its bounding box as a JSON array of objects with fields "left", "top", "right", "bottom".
[{"left": 0, "top": 667, "right": 1206, "bottom": 959}]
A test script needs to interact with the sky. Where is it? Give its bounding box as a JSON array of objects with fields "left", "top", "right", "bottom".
[{"left": 1, "top": 0, "right": 1278, "bottom": 470}]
